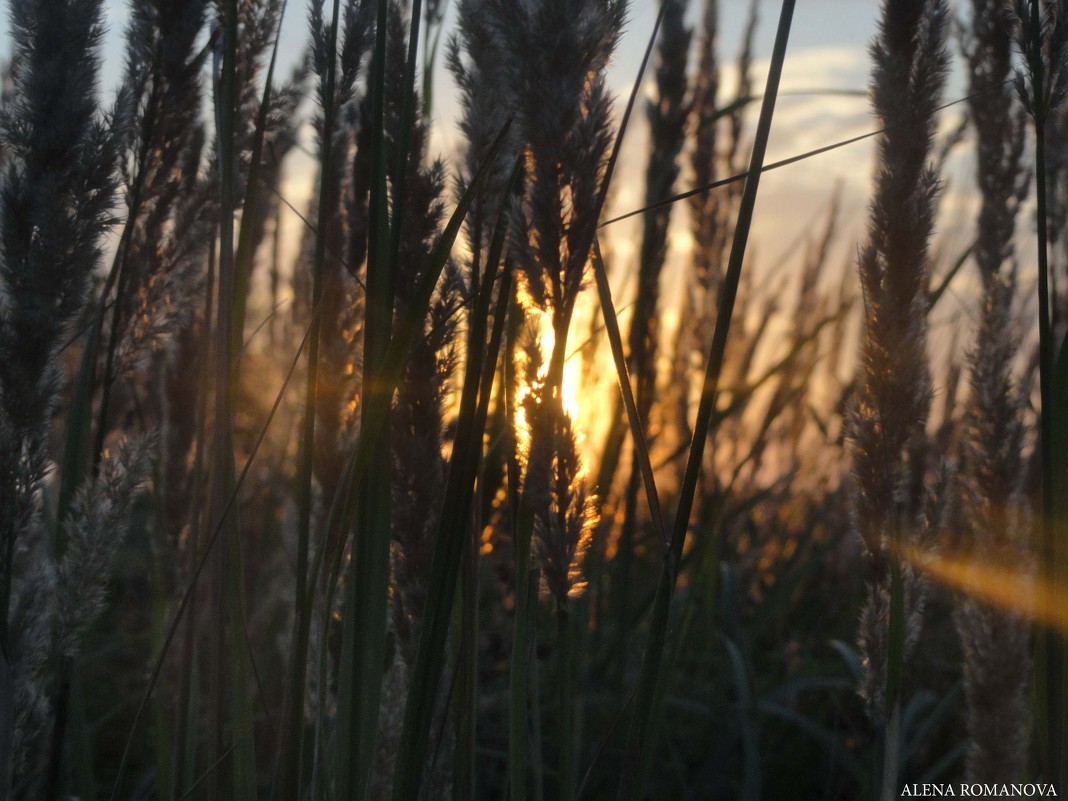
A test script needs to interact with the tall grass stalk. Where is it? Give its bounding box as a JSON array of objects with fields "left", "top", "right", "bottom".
[
  {"left": 205, "top": 4, "right": 253, "bottom": 797},
  {"left": 446, "top": 6, "right": 521, "bottom": 792},
  {"left": 955, "top": 0, "right": 1030, "bottom": 783},
  {"left": 336, "top": 0, "right": 392, "bottom": 792},
  {"left": 1011, "top": 0, "right": 1068, "bottom": 782},
  {"left": 390, "top": 149, "right": 519, "bottom": 800},
  {"left": 171, "top": 237, "right": 216, "bottom": 801},
  {"left": 0, "top": 0, "right": 123, "bottom": 794},
  {"left": 608, "top": 0, "right": 690, "bottom": 673},
  {"left": 215, "top": 1, "right": 297, "bottom": 796},
  {"left": 277, "top": 0, "right": 369, "bottom": 795},
  {"left": 454, "top": 260, "right": 516, "bottom": 800},
  {"left": 849, "top": 3, "right": 947, "bottom": 798},
  {"left": 306, "top": 119, "right": 511, "bottom": 641},
  {"left": 292, "top": 3, "right": 343, "bottom": 786},
  {"left": 378, "top": 10, "right": 470, "bottom": 784},
  {"left": 509, "top": 499, "right": 536, "bottom": 801},
  {"left": 340, "top": 0, "right": 446, "bottom": 788},
  {"left": 616, "top": 2, "right": 795, "bottom": 797},
  {"left": 278, "top": 109, "right": 509, "bottom": 800},
  {"left": 483, "top": 0, "right": 626, "bottom": 795}
]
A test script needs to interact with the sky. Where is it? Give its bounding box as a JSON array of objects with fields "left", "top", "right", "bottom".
[
  {"left": 0, "top": 1, "right": 1005, "bottom": 399},
  {"left": 44, "top": 1, "right": 968, "bottom": 283}
]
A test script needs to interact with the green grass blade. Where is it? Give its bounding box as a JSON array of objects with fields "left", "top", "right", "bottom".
[
  {"left": 590, "top": 239, "right": 666, "bottom": 546},
  {"left": 455, "top": 505, "right": 479, "bottom": 801},
  {"left": 510, "top": 517, "right": 536, "bottom": 801},
  {"left": 390, "top": 151, "right": 521, "bottom": 801},
  {"left": 556, "top": 608, "right": 576, "bottom": 801},
  {"left": 226, "top": 544, "right": 257, "bottom": 801},
  {"left": 278, "top": 0, "right": 345, "bottom": 795},
  {"left": 307, "top": 115, "right": 512, "bottom": 801},
  {"left": 456, "top": 182, "right": 519, "bottom": 801},
  {"left": 615, "top": 3, "right": 795, "bottom": 798},
  {"left": 336, "top": 28, "right": 435, "bottom": 792},
  {"left": 336, "top": 0, "right": 391, "bottom": 791},
  {"left": 309, "top": 118, "right": 513, "bottom": 628},
  {"left": 170, "top": 246, "right": 215, "bottom": 801},
  {"left": 723, "top": 636, "right": 760, "bottom": 801},
  {"left": 215, "top": 2, "right": 259, "bottom": 796},
  {"left": 421, "top": 22, "right": 443, "bottom": 119},
  {"left": 54, "top": 296, "right": 106, "bottom": 549}
]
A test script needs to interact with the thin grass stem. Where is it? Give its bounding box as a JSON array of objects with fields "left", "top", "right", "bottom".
[{"left": 614, "top": 3, "right": 795, "bottom": 797}]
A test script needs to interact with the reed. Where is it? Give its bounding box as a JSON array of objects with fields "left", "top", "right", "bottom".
[
  {"left": 955, "top": 0, "right": 1031, "bottom": 783},
  {"left": 480, "top": 0, "right": 625, "bottom": 796},
  {"left": 849, "top": 2, "right": 948, "bottom": 798},
  {"left": 1010, "top": 0, "right": 1068, "bottom": 784},
  {"left": 617, "top": 2, "right": 795, "bottom": 797},
  {"left": 0, "top": 1, "right": 1059, "bottom": 798},
  {"left": 0, "top": 0, "right": 124, "bottom": 794}
]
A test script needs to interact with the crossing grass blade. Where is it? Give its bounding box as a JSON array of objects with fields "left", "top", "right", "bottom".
[
  {"left": 589, "top": 239, "right": 665, "bottom": 544},
  {"left": 615, "top": 2, "right": 795, "bottom": 797},
  {"left": 599, "top": 87, "right": 997, "bottom": 230}
]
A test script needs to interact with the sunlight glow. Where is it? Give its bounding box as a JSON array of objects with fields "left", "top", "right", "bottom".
[{"left": 902, "top": 544, "right": 1068, "bottom": 633}]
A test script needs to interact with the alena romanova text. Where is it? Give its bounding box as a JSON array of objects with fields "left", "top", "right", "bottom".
[{"left": 900, "top": 785, "right": 1058, "bottom": 797}]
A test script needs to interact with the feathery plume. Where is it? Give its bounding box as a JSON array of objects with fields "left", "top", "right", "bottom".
[
  {"left": 633, "top": 0, "right": 690, "bottom": 422},
  {"left": 850, "top": 0, "right": 948, "bottom": 715},
  {"left": 955, "top": 0, "right": 1032, "bottom": 782},
  {"left": 4, "top": 435, "right": 150, "bottom": 795},
  {"left": 1010, "top": 0, "right": 1068, "bottom": 121},
  {"left": 489, "top": 0, "right": 625, "bottom": 348},
  {"left": 54, "top": 437, "right": 153, "bottom": 657},
  {"left": 516, "top": 332, "right": 597, "bottom": 608},
  {"left": 0, "top": 0, "right": 119, "bottom": 671},
  {"left": 688, "top": 0, "right": 721, "bottom": 296},
  {"left": 447, "top": 0, "right": 521, "bottom": 283},
  {"left": 531, "top": 410, "right": 597, "bottom": 608}
]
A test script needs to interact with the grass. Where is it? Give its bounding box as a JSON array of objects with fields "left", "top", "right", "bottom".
[{"left": 0, "top": 0, "right": 1062, "bottom": 799}]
